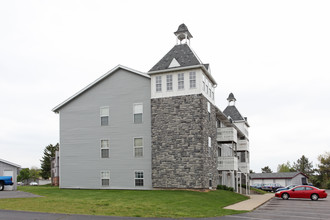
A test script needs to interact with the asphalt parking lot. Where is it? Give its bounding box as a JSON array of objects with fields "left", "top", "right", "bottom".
[{"left": 221, "top": 190, "right": 330, "bottom": 220}]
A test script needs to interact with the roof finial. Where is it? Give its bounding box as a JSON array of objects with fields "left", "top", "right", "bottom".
[
  {"left": 174, "top": 23, "right": 193, "bottom": 45},
  {"left": 227, "top": 93, "right": 236, "bottom": 106}
]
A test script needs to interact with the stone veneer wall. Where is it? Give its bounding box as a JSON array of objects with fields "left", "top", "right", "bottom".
[{"left": 151, "top": 94, "right": 218, "bottom": 189}]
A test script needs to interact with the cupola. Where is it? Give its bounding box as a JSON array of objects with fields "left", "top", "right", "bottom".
[
  {"left": 227, "top": 93, "right": 236, "bottom": 106},
  {"left": 174, "top": 23, "right": 193, "bottom": 45}
]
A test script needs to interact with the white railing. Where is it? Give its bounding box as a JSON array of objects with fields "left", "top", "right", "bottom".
[
  {"left": 238, "top": 162, "right": 250, "bottom": 173},
  {"left": 237, "top": 139, "right": 249, "bottom": 151},
  {"left": 217, "top": 127, "right": 237, "bottom": 143},
  {"left": 217, "top": 157, "right": 238, "bottom": 171}
]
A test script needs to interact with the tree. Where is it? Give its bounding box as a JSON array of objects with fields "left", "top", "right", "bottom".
[
  {"left": 317, "top": 152, "right": 330, "bottom": 188},
  {"left": 30, "top": 167, "right": 40, "bottom": 181},
  {"left": 277, "top": 161, "right": 295, "bottom": 172},
  {"left": 40, "top": 143, "right": 59, "bottom": 179},
  {"left": 261, "top": 166, "right": 272, "bottom": 173},
  {"left": 17, "top": 168, "right": 30, "bottom": 183},
  {"left": 292, "top": 155, "right": 314, "bottom": 176}
]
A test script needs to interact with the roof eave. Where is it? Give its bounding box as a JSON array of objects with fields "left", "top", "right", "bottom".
[
  {"left": 148, "top": 64, "right": 217, "bottom": 86},
  {"left": 52, "top": 65, "right": 150, "bottom": 113},
  {"left": 0, "top": 158, "right": 21, "bottom": 168}
]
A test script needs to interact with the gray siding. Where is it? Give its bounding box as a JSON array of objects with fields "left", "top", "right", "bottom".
[{"left": 59, "top": 69, "right": 151, "bottom": 189}]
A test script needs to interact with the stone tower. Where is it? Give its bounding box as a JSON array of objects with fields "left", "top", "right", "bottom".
[{"left": 148, "top": 24, "right": 219, "bottom": 189}]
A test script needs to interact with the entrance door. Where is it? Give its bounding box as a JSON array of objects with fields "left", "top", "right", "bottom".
[{"left": 3, "top": 170, "right": 14, "bottom": 191}]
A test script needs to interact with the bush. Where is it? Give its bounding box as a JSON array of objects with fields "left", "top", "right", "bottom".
[{"left": 217, "top": 185, "right": 234, "bottom": 191}]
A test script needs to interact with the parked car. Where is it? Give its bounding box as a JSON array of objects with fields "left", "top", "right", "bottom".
[
  {"left": 275, "top": 185, "right": 328, "bottom": 201},
  {"left": 29, "top": 182, "right": 38, "bottom": 186},
  {"left": 261, "top": 183, "right": 283, "bottom": 192},
  {"left": 275, "top": 184, "right": 299, "bottom": 192},
  {"left": 0, "top": 176, "right": 14, "bottom": 191},
  {"left": 251, "top": 183, "right": 265, "bottom": 189}
]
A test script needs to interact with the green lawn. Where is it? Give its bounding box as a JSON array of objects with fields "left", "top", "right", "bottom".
[{"left": 0, "top": 186, "right": 248, "bottom": 218}]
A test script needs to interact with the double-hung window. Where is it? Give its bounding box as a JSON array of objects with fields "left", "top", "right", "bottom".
[
  {"left": 100, "top": 106, "right": 109, "bottom": 126},
  {"left": 101, "top": 171, "right": 110, "bottom": 186},
  {"left": 133, "top": 103, "right": 143, "bottom": 124},
  {"left": 156, "top": 76, "right": 162, "bottom": 92},
  {"left": 134, "top": 138, "right": 143, "bottom": 158},
  {"left": 135, "top": 171, "right": 144, "bottom": 186},
  {"left": 189, "top": 72, "right": 196, "bottom": 88},
  {"left": 101, "top": 140, "right": 109, "bottom": 158},
  {"left": 166, "top": 75, "right": 173, "bottom": 91},
  {"left": 178, "top": 73, "right": 184, "bottom": 90}
]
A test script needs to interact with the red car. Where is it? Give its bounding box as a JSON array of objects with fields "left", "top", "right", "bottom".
[{"left": 275, "top": 185, "right": 327, "bottom": 201}]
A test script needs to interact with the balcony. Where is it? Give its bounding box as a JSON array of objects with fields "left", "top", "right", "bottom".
[
  {"left": 217, "top": 157, "right": 238, "bottom": 171},
  {"left": 237, "top": 139, "right": 249, "bottom": 151},
  {"left": 238, "top": 162, "right": 250, "bottom": 173},
  {"left": 217, "top": 127, "right": 237, "bottom": 143}
]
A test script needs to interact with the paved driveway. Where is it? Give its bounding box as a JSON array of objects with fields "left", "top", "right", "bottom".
[{"left": 220, "top": 190, "right": 330, "bottom": 220}]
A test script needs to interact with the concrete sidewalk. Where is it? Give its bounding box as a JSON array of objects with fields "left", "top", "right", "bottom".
[{"left": 224, "top": 193, "right": 274, "bottom": 211}]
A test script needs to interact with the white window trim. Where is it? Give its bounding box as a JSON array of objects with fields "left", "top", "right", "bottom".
[
  {"left": 178, "top": 73, "right": 184, "bottom": 90},
  {"left": 156, "top": 75, "right": 162, "bottom": 92},
  {"left": 133, "top": 103, "right": 143, "bottom": 124},
  {"left": 100, "top": 106, "right": 109, "bottom": 126},
  {"left": 134, "top": 170, "right": 144, "bottom": 187},
  {"left": 133, "top": 137, "right": 144, "bottom": 158},
  {"left": 100, "top": 139, "right": 110, "bottom": 158},
  {"left": 166, "top": 74, "right": 173, "bottom": 91},
  {"left": 189, "top": 72, "right": 196, "bottom": 89},
  {"left": 100, "top": 170, "right": 110, "bottom": 187}
]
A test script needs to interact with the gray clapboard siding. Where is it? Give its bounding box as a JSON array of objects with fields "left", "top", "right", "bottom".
[{"left": 58, "top": 68, "right": 151, "bottom": 189}]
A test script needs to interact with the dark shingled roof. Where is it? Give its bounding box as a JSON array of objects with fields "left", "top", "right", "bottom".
[
  {"left": 223, "top": 105, "right": 244, "bottom": 121},
  {"left": 149, "top": 44, "right": 202, "bottom": 72},
  {"left": 250, "top": 172, "right": 308, "bottom": 179}
]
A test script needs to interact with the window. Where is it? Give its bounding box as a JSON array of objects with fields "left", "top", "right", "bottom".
[
  {"left": 212, "top": 91, "right": 214, "bottom": 100},
  {"left": 209, "top": 88, "right": 211, "bottom": 97},
  {"left": 100, "top": 106, "right": 109, "bottom": 126},
  {"left": 208, "top": 137, "right": 211, "bottom": 147},
  {"left": 218, "top": 147, "right": 222, "bottom": 157},
  {"left": 133, "top": 103, "right": 143, "bottom": 124},
  {"left": 101, "top": 171, "right": 110, "bottom": 186},
  {"left": 156, "top": 76, "right": 162, "bottom": 92},
  {"left": 166, "top": 75, "right": 172, "bottom": 91},
  {"left": 189, "top": 72, "right": 196, "bottom": 88},
  {"left": 294, "top": 187, "right": 305, "bottom": 191},
  {"left": 207, "top": 102, "right": 211, "bottom": 121},
  {"left": 206, "top": 85, "right": 208, "bottom": 94},
  {"left": 135, "top": 171, "right": 144, "bottom": 186},
  {"left": 178, "top": 73, "right": 184, "bottom": 90},
  {"left": 305, "top": 187, "right": 313, "bottom": 190},
  {"left": 134, "top": 138, "right": 143, "bottom": 158},
  {"left": 101, "top": 140, "right": 109, "bottom": 158},
  {"left": 202, "top": 75, "right": 205, "bottom": 91}
]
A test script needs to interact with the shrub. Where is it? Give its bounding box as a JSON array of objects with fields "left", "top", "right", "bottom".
[
  {"left": 326, "top": 180, "right": 330, "bottom": 189},
  {"left": 217, "top": 185, "right": 234, "bottom": 191}
]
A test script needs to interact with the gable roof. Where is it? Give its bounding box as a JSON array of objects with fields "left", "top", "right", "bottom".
[
  {"left": 223, "top": 105, "right": 245, "bottom": 121},
  {"left": 52, "top": 65, "right": 150, "bottom": 113},
  {"left": 0, "top": 158, "right": 21, "bottom": 168},
  {"left": 250, "top": 172, "right": 308, "bottom": 179}
]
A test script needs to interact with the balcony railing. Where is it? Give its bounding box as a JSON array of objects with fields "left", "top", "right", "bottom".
[
  {"left": 237, "top": 139, "right": 249, "bottom": 151},
  {"left": 217, "top": 157, "right": 238, "bottom": 171},
  {"left": 238, "top": 162, "right": 250, "bottom": 173},
  {"left": 217, "top": 127, "right": 237, "bottom": 143}
]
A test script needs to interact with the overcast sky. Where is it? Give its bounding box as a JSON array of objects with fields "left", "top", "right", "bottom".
[{"left": 1, "top": 0, "right": 329, "bottom": 173}]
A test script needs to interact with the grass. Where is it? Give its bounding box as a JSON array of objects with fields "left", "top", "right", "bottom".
[{"left": 0, "top": 185, "right": 248, "bottom": 218}]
